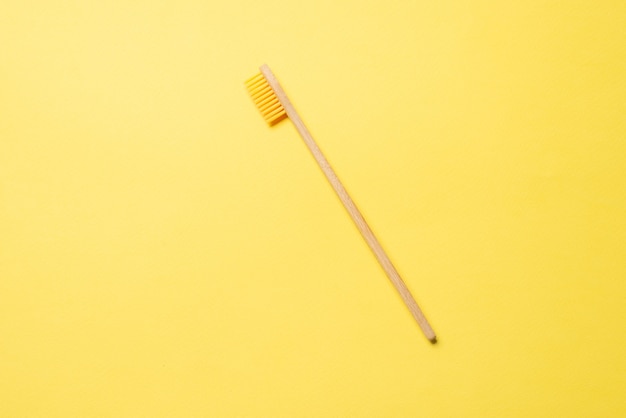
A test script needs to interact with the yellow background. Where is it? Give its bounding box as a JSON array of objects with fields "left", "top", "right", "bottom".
[{"left": 1, "top": 1, "right": 625, "bottom": 416}]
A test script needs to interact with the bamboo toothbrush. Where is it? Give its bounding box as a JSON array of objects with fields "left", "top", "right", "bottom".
[{"left": 245, "top": 64, "right": 437, "bottom": 343}]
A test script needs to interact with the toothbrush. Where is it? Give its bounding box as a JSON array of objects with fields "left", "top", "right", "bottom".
[{"left": 245, "top": 64, "right": 437, "bottom": 343}]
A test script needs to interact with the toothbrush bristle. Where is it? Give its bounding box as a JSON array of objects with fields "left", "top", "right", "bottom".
[{"left": 245, "top": 73, "right": 287, "bottom": 125}]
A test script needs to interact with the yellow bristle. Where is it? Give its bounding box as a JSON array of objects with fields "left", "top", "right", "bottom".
[{"left": 245, "top": 72, "right": 287, "bottom": 125}]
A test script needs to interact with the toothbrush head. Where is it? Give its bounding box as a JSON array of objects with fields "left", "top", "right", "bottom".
[{"left": 244, "top": 69, "right": 287, "bottom": 126}]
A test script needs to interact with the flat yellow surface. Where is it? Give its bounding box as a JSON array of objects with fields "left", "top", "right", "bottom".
[{"left": 1, "top": 1, "right": 625, "bottom": 416}]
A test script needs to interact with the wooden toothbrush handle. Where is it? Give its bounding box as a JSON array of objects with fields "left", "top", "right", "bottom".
[{"left": 260, "top": 65, "right": 437, "bottom": 343}]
